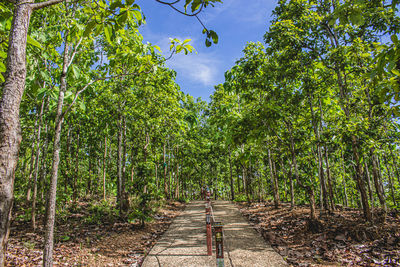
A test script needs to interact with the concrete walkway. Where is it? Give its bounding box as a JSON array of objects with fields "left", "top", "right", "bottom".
[{"left": 142, "top": 201, "right": 288, "bottom": 267}]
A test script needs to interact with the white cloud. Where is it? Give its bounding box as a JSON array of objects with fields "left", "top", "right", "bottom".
[
  {"left": 141, "top": 28, "right": 221, "bottom": 86},
  {"left": 167, "top": 52, "right": 220, "bottom": 86}
]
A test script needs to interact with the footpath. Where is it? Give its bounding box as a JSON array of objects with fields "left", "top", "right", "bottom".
[{"left": 141, "top": 200, "right": 288, "bottom": 267}]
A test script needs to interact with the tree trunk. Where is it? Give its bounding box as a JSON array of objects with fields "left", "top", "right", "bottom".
[
  {"left": 371, "top": 150, "right": 387, "bottom": 211},
  {"left": 364, "top": 161, "right": 374, "bottom": 208},
  {"left": 306, "top": 89, "right": 329, "bottom": 211},
  {"left": 103, "top": 134, "right": 107, "bottom": 200},
  {"left": 390, "top": 150, "right": 400, "bottom": 185},
  {"left": 341, "top": 151, "right": 349, "bottom": 206},
  {"left": 174, "top": 146, "right": 180, "bottom": 199},
  {"left": 288, "top": 157, "right": 295, "bottom": 208},
  {"left": 324, "top": 147, "right": 335, "bottom": 211},
  {"left": 64, "top": 126, "right": 72, "bottom": 196},
  {"left": 73, "top": 127, "right": 80, "bottom": 202},
  {"left": 383, "top": 155, "right": 397, "bottom": 207},
  {"left": 0, "top": 2, "right": 33, "bottom": 264},
  {"left": 87, "top": 147, "right": 92, "bottom": 194},
  {"left": 39, "top": 124, "right": 49, "bottom": 202},
  {"left": 351, "top": 138, "right": 371, "bottom": 220},
  {"left": 163, "top": 142, "right": 168, "bottom": 199},
  {"left": 31, "top": 96, "right": 46, "bottom": 230},
  {"left": 268, "top": 148, "right": 279, "bottom": 209},
  {"left": 43, "top": 39, "right": 71, "bottom": 267},
  {"left": 229, "top": 147, "right": 234, "bottom": 201},
  {"left": 122, "top": 117, "right": 126, "bottom": 195},
  {"left": 117, "top": 117, "right": 123, "bottom": 213},
  {"left": 26, "top": 114, "right": 39, "bottom": 202}
]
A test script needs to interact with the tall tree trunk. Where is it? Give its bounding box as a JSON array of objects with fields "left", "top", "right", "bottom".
[
  {"left": 26, "top": 113, "right": 39, "bottom": 202},
  {"left": 31, "top": 96, "right": 46, "bottom": 230},
  {"left": 87, "top": 147, "right": 92, "bottom": 194},
  {"left": 163, "top": 142, "right": 168, "bottom": 199},
  {"left": 390, "top": 150, "right": 400, "bottom": 185},
  {"left": 39, "top": 124, "right": 49, "bottom": 202},
  {"left": 73, "top": 127, "right": 80, "bottom": 202},
  {"left": 103, "top": 134, "right": 107, "bottom": 200},
  {"left": 122, "top": 117, "right": 126, "bottom": 195},
  {"left": 383, "top": 155, "right": 397, "bottom": 207},
  {"left": 324, "top": 147, "right": 335, "bottom": 211},
  {"left": 371, "top": 150, "right": 387, "bottom": 211},
  {"left": 117, "top": 117, "right": 123, "bottom": 213},
  {"left": 341, "top": 151, "right": 349, "bottom": 207},
  {"left": 0, "top": 2, "right": 33, "bottom": 263},
  {"left": 174, "top": 146, "right": 179, "bottom": 199},
  {"left": 267, "top": 148, "right": 279, "bottom": 209},
  {"left": 229, "top": 147, "right": 234, "bottom": 201},
  {"left": 64, "top": 126, "right": 72, "bottom": 196},
  {"left": 306, "top": 88, "right": 329, "bottom": 211},
  {"left": 364, "top": 161, "right": 374, "bottom": 209},
  {"left": 288, "top": 157, "right": 295, "bottom": 208},
  {"left": 43, "top": 39, "right": 71, "bottom": 267},
  {"left": 241, "top": 144, "right": 250, "bottom": 203}
]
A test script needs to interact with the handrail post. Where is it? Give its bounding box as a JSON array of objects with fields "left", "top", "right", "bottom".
[
  {"left": 206, "top": 203, "right": 212, "bottom": 255},
  {"left": 214, "top": 222, "right": 224, "bottom": 267}
]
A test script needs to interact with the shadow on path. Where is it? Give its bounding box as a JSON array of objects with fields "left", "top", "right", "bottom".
[{"left": 141, "top": 201, "right": 288, "bottom": 267}]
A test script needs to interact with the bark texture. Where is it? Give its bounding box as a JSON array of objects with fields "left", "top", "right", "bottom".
[{"left": 0, "top": 2, "right": 33, "bottom": 265}]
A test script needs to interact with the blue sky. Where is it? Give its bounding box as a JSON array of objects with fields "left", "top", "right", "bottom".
[{"left": 136, "top": 0, "right": 278, "bottom": 101}]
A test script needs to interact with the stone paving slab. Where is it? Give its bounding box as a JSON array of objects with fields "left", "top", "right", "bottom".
[{"left": 141, "top": 200, "right": 288, "bottom": 267}]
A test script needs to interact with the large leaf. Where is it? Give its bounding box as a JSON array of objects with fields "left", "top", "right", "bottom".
[{"left": 27, "top": 35, "right": 42, "bottom": 50}]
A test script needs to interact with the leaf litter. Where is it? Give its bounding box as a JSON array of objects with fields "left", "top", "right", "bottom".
[
  {"left": 6, "top": 201, "right": 185, "bottom": 266},
  {"left": 238, "top": 202, "right": 400, "bottom": 267}
]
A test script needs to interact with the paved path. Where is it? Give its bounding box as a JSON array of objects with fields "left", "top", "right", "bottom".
[{"left": 142, "top": 201, "right": 288, "bottom": 267}]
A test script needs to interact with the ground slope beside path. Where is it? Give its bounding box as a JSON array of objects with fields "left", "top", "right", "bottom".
[{"left": 142, "top": 200, "right": 288, "bottom": 267}]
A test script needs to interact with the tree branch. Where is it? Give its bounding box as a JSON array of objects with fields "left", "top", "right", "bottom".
[
  {"left": 67, "top": 36, "right": 83, "bottom": 69},
  {"left": 6, "top": 0, "right": 16, "bottom": 4},
  {"left": 31, "top": 0, "right": 73, "bottom": 10},
  {"left": 155, "top": 0, "right": 204, "bottom": 16}
]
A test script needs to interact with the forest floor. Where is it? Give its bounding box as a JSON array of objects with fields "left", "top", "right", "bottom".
[
  {"left": 6, "top": 199, "right": 185, "bottom": 266},
  {"left": 238, "top": 202, "right": 400, "bottom": 267}
]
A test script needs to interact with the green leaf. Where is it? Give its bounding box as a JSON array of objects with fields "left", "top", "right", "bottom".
[
  {"left": 392, "top": 69, "right": 400, "bottom": 77},
  {"left": 110, "top": 0, "right": 124, "bottom": 10},
  {"left": 349, "top": 12, "right": 364, "bottom": 25},
  {"left": 391, "top": 34, "right": 399, "bottom": 45},
  {"left": 191, "top": 0, "right": 202, "bottom": 12},
  {"left": 117, "top": 12, "right": 128, "bottom": 25},
  {"left": 209, "top": 30, "right": 218, "bottom": 44},
  {"left": 79, "top": 101, "right": 86, "bottom": 112},
  {"left": 83, "top": 21, "right": 96, "bottom": 38},
  {"left": 71, "top": 64, "right": 81, "bottom": 79},
  {"left": 132, "top": 10, "right": 142, "bottom": 22},
  {"left": 104, "top": 25, "right": 113, "bottom": 45},
  {"left": 27, "top": 35, "right": 42, "bottom": 50},
  {"left": 40, "top": 70, "right": 51, "bottom": 81},
  {"left": 153, "top": 45, "right": 162, "bottom": 53},
  {"left": 205, "top": 38, "right": 211, "bottom": 47},
  {"left": 0, "top": 61, "right": 5, "bottom": 73}
]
